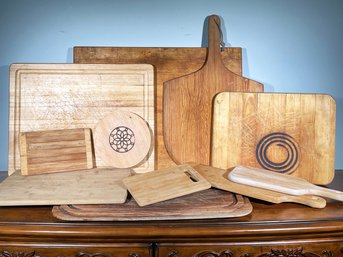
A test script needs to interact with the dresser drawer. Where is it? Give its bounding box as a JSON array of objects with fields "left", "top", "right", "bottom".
[
  {"left": 0, "top": 245, "right": 152, "bottom": 257},
  {"left": 156, "top": 242, "right": 343, "bottom": 257}
]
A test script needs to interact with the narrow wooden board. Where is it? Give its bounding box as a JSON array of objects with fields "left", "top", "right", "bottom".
[
  {"left": 20, "top": 128, "right": 94, "bottom": 175},
  {"left": 74, "top": 46, "right": 243, "bottom": 170},
  {"left": 163, "top": 15, "right": 263, "bottom": 166},
  {"left": 93, "top": 111, "right": 152, "bottom": 169},
  {"left": 212, "top": 92, "right": 336, "bottom": 185},
  {"left": 229, "top": 166, "right": 343, "bottom": 201},
  {"left": 9, "top": 64, "right": 154, "bottom": 175},
  {"left": 122, "top": 164, "right": 211, "bottom": 206},
  {"left": 52, "top": 189, "right": 252, "bottom": 221},
  {"left": 194, "top": 165, "right": 326, "bottom": 208},
  {"left": 0, "top": 168, "right": 131, "bottom": 206}
]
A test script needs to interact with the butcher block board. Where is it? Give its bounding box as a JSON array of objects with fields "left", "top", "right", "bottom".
[
  {"left": 20, "top": 128, "right": 94, "bottom": 175},
  {"left": 73, "top": 46, "right": 243, "bottom": 169},
  {"left": 122, "top": 164, "right": 211, "bottom": 206},
  {"left": 9, "top": 63, "right": 154, "bottom": 175},
  {"left": 0, "top": 167, "right": 131, "bottom": 206},
  {"left": 52, "top": 189, "right": 252, "bottom": 221},
  {"left": 211, "top": 92, "right": 336, "bottom": 185}
]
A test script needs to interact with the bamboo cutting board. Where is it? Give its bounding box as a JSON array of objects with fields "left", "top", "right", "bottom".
[
  {"left": 212, "top": 92, "right": 336, "bottom": 185},
  {"left": 74, "top": 34, "right": 244, "bottom": 170},
  {"left": 20, "top": 128, "right": 94, "bottom": 175},
  {"left": 122, "top": 164, "right": 211, "bottom": 206},
  {"left": 229, "top": 166, "right": 343, "bottom": 201},
  {"left": 9, "top": 64, "right": 154, "bottom": 175},
  {"left": 0, "top": 167, "right": 131, "bottom": 206},
  {"left": 163, "top": 15, "right": 263, "bottom": 166},
  {"left": 194, "top": 165, "right": 326, "bottom": 208},
  {"left": 52, "top": 189, "right": 252, "bottom": 221}
]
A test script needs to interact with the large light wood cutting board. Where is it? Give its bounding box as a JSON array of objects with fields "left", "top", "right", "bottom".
[
  {"left": 211, "top": 92, "right": 336, "bottom": 185},
  {"left": 74, "top": 43, "right": 244, "bottom": 170},
  {"left": 9, "top": 64, "right": 154, "bottom": 175},
  {"left": 0, "top": 167, "right": 131, "bottom": 206}
]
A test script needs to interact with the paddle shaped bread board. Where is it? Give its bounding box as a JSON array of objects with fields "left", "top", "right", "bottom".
[
  {"left": 9, "top": 63, "right": 154, "bottom": 175},
  {"left": 0, "top": 168, "right": 131, "bottom": 206},
  {"left": 163, "top": 15, "right": 263, "bottom": 166},
  {"left": 229, "top": 166, "right": 343, "bottom": 201},
  {"left": 93, "top": 111, "right": 152, "bottom": 169},
  {"left": 193, "top": 165, "right": 326, "bottom": 208},
  {"left": 20, "top": 128, "right": 94, "bottom": 175},
  {"left": 211, "top": 92, "right": 336, "bottom": 185},
  {"left": 122, "top": 164, "right": 211, "bottom": 206}
]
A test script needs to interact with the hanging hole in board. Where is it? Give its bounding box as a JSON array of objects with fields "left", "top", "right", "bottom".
[{"left": 184, "top": 171, "right": 199, "bottom": 183}]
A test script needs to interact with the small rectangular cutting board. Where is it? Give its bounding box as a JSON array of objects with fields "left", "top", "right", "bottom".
[
  {"left": 52, "top": 189, "right": 252, "bottom": 221},
  {"left": 193, "top": 165, "right": 326, "bottom": 208},
  {"left": 9, "top": 64, "right": 154, "bottom": 175},
  {"left": 20, "top": 128, "right": 94, "bottom": 175},
  {"left": 211, "top": 92, "right": 336, "bottom": 185},
  {"left": 0, "top": 167, "right": 131, "bottom": 206},
  {"left": 122, "top": 164, "right": 211, "bottom": 206}
]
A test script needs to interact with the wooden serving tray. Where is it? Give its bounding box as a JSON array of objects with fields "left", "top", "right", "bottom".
[
  {"left": 52, "top": 189, "right": 252, "bottom": 221},
  {"left": 9, "top": 64, "right": 154, "bottom": 175},
  {"left": 73, "top": 46, "right": 243, "bottom": 169}
]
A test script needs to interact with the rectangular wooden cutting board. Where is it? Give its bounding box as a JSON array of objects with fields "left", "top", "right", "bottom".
[
  {"left": 9, "top": 63, "right": 154, "bottom": 175},
  {"left": 0, "top": 167, "right": 131, "bottom": 206},
  {"left": 73, "top": 46, "right": 243, "bottom": 169},
  {"left": 52, "top": 189, "right": 252, "bottom": 221},
  {"left": 20, "top": 128, "right": 94, "bottom": 175},
  {"left": 211, "top": 92, "right": 336, "bottom": 185}
]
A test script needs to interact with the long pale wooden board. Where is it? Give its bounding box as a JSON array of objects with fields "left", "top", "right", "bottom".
[
  {"left": 52, "top": 189, "right": 252, "bottom": 221},
  {"left": 194, "top": 165, "right": 326, "bottom": 208},
  {"left": 73, "top": 46, "right": 243, "bottom": 169},
  {"left": 9, "top": 64, "right": 154, "bottom": 175},
  {"left": 212, "top": 92, "right": 336, "bottom": 185},
  {"left": 20, "top": 128, "right": 94, "bottom": 175},
  {"left": 0, "top": 168, "right": 131, "bottom": 206},
  {"left": 122, "top": 164, "right": 211, "bottom": 206}
]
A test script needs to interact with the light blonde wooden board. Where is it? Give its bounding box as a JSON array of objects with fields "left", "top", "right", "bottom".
[
  {"left": 94, "top": 111, "right": 152, "bottom": 169},
  {"left": 9, "top": 63, "right": 154, "bottom": 175},
  {"left": 20, "top": 128, "right": 94, "bottom": 175},
  {"left": 194, "top": 165, "right": 326, "bottom": 208},
  {"left": 211, "top": 92, "right": 336, "bottom": 185},
  {"left": 0, "top": 167, "right": 131, "bottom": 206},
  {"left": 229, "top": 166, "right": 343, "bottom": 201},
  {"left": 122, "top": 164, "right": 211, "bottom": 206}
]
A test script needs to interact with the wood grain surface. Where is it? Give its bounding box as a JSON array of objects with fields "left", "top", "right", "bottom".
[
  {"left": 0, "top": 167, "right": 131, "bottom": 206},
  {"left": 74, "top": 45, "right": 243, "bottom": 170},
  {"left": 229, "top": 166, "right": 343, "bottom": 201},
  {"left": 194, "top": 165, "right": 326, "bottom": 208},
  {"left": 122, "top": 164, "right": 211, "bottom": 206},
  {"left": 93, "top": 111, "right": 152, "bottom": 169},
  {"left": 163, "top": 15, "right": 263, "bottom": 166},
  {"left": 9, "top": 63, "right": 154, "bottom": 175},
  {"left": 20, "top": 128, "right": 94, "bottom": 175},
  {"left": 52, "top": 189, "right": 252, "bottom": 221},
  {"left": 212, "top": 92, "right": 336, "bottom": 185}
]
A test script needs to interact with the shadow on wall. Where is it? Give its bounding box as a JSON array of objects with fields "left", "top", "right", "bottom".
[
  {"left": 335, "top": 97, "right": 342, "bottom": 170},
  {"left": 0, "top": 65, "right": 9, "bottom": 171}
]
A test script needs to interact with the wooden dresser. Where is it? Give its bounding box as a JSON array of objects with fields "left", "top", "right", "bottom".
[{"left": 0, "top": 171, "right": 342, "bottom": 257}]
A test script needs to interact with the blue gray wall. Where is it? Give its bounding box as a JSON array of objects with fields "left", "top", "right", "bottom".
[{"left": 1, "top": 0, "right": 342, "bottom": 170}]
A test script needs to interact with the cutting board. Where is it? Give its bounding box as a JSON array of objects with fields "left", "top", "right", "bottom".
[
  {"left": 194, "top": 165, "right": 326, "bottom": 208},
  {"left": 9, "top": 63, "right": 154, "bottom": 175},
  {"left": 122, "top": 164, "right": 211, "bottom": 206},
  {"left": 0, "top": 167, "right": 131, "bottom": 206},
  {"left": 163, "top": 15, "right": 263, "bottom": 165},
  {"left": 93, "top": 111, "right": 152, "bottom": 169},
  {"left": 229, "top": 166, "right": 343, "bottom": 201},
  {"left": 74, "top": 30, "right": 244, "bottom": 170},
  {"left": 52, "top": 189, "right": 252, "bottom": 221},
  {"left": 20, "top": 128, "right": 94, "bottom": 175},
  {"left": 212, "top": 92, "right": 336, "bottom": 185}
]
